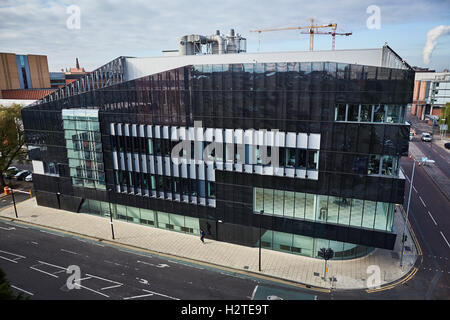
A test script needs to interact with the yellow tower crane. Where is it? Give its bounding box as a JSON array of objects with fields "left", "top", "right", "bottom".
[{"left": 250, "top": 18, "right": 350, "bottom": 51}]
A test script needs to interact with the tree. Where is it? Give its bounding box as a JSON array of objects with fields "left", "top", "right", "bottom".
[
  {"left": 0, "top": 104, "right": 27, "bottom": 187},
  {"left": 440, "top": 102, "right": 450, "bottom": 125},
  {"left": 0, "top": 268, "right": 26, "bottom": 300}
]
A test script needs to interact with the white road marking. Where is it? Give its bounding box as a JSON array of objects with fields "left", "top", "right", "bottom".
[
  {"left": 37, "top": 260, "right": 67, "bottom": 270},
  {"left": 85, "top": 273, "right": 123, "bottom": 290},
  {"left": 30, "top": 267, "right": 59, "bottom": 278},
  {"left": 78, "top": 277, "right": 93, "bottom": 281},
  {"left": 11, "top": 285, "right": 34, "bottom": 296},
  {"left": 0, "top": 256, "right": 18, "bottom": 263},
  {"left": 413, "top": 186, "right": 418, "bottom": 193},
  {"left": 167, "top": 260, "right": 205, "bottom": 270},
  {"left": 0, "top": 250, "right": 26, "bottom": 263},
  {"left": 427, "top": 211, "right": 438, "bottom": 226},
  {"left": 419, "top": 196, "right": 426, "bottom": 207},
  {"left": 77, "top": 284, "right": 109, "bottom": 298},
  {"left": 141, "top": 289, "right": 180, "bottom": 300},
  {"left": 123, "top": 292, "right": 155, "bottom": 300},
  {"left": 31, "top": 241, "right": 38, "bottom": 245},
  {"left": 119, "top": 249, "right": 151, "bottom": 258},
  {"left": 137, "top": 260, "right": 170, "bottom": 268},
  {"left": 60, "top": 249, "right": 78, "bottom": 255},
  {"left": 39, "top": 230, "right": 64, "bottom": 237},
  {"left": 440, "top": 232, "right": 450, "bottom": 249},
  {"left": 251, "top": 285, "right": 259, "bottom": 300},
  {"left": 91, "top": 242, "right": 105, "bottom": 247},
  {"left": 0, "top": 226, "right": 15, "bottom": 230}
]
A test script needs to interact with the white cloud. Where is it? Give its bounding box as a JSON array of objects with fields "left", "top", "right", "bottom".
[{"left": 0, "top": 0, "right": 449, "bottom": 71}]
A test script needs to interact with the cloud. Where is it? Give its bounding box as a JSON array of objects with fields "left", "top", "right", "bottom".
[
  {"left": 1, "top": 0, "right": 449, "bottom": 71},
  {"left": 423, "top": 25, "right": 450, "bottom": 65}
]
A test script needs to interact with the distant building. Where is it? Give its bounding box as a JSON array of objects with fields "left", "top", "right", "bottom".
[
  {"left": 411, "top": 71, "right": 450, "bottom": 123},
  {"left": 0, "top": 52, "right": 53, "bottom": 105},
  {"left": 0, "top": 53, "right": 50, "bottom": 96},
  {"left": 50, "top": 58, "right": 89, "bottom": 89},
  {"left": 50, "top": 72, "right": 66, "bottom": 88}
]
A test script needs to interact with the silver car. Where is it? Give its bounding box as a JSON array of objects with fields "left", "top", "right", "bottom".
[{"left": 421, "top": 133, "right": 432, "bottom": 142}]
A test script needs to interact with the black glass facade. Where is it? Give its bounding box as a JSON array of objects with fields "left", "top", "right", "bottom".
[{"left": 22, "top": 60, "right": 414, "bottom": 259}]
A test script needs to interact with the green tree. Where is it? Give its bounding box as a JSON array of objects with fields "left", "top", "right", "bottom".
[
  {"left": 440, "top": 102, "right": 450, "bottom": 125},
  {"left": 0, "top": 268, "right": 26, "bottom": 300},
  {"left": 0, "top": 103, "right": 27, "bottom": 187}
]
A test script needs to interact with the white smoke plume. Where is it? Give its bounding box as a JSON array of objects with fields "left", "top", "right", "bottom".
[{"left": 423, "top": 25, "right": 450, "bottom": 65}]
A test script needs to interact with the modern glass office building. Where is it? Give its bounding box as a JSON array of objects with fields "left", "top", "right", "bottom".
[{"left": 22, "top": 45, "right": 413, "bottom": 260}]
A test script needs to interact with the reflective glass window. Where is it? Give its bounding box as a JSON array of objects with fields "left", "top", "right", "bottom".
[
  {"left": 317, "top": 195, "right": 329, "bottom": 222},
  {"left": 283, "top": 191, "right": 295, "bottom": 218},
  {"left": 294, "top": 192, "right": 305, "bottom": 219},
  {"left": 286, "top": 148, "right": 296, "bottom": 167},
  {"left": 305, "top": 193, "right": 315, "bottom": 220},
  {"left": 350, "top": 199, "right": 363, "bottom": 227},
  {"left": 273, "top": 189, "right": 284, "bottom": 216},
  {"left": 362, "top": 200, "right": 376, "bottom": 229},
  {"left": 335, "top": 104, "right": 347, "bottom": 121},
  {"left": 360, "top": 104, "right": 372, "bottom": 122},
  {"left": 373, "top": 104, "right": 385, "bottom": 123},
  {"left": 347, "top": 104, "right": 359, "bottom": 121},
  {"left": 263, "top": 188, "right": 274, "bottom": 214},
  {"left": 368, "top": 155, "right": 381, "bottom": 175},
  {"left": 386, "top": 105, "right": 401, "bottom": 123}
]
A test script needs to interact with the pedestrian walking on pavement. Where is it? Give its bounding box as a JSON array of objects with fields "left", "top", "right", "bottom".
[{"left": 200, "top": 229, "right": 205, "bottom": 244}]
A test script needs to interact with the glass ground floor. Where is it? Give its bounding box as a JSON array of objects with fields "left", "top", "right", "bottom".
[
  {"left": 79, "top": 198, "right": 374, "bottom": 260},
  {"left": 254, "top": 187, "right": 395, "bottom": 232}
]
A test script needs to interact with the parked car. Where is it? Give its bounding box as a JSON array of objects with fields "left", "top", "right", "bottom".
[
  {"left": 24, "top": 173, "right": 33, "bottom": 182},
  {"left": 13, "top": 170, "right": 31, "bottom": 180},
  {"left": 445, "top": 142, "right": 450, "bottom": 150},
  {"left": 3, "top": 167, "right": 20, "bottom": 179},
  {"left": 421, "top": 133, "right": 432, "bottom": 142}
]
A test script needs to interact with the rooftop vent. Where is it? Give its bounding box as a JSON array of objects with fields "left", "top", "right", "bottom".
[{"left": 178, "top": 29, "right": 246, "bottom": 56}]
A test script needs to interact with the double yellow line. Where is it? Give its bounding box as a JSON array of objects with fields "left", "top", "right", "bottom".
[
  {"left": 366, "top": 267, "right": 418, "bottom": 293},
  {"left": 399, "top": 205, "right": 423, "bottom": 258},
  {"left": 366, "top": 205, "right": 422, "bottom": 293}
]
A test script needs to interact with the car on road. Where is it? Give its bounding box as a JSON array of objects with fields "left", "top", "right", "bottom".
[
  {"left": 24, "top": 173, "right": 33, "bottom": 182},
  {"left": 421, "top": 133, "right": 432, "bottom": 142},
  {"left": 13, "top": 170, "right": 31, "bottom": 180},
  {"left": 409, "top": 132, "right": 414, "bottom": 141},
  {"left": 445, "top": 142, "right": 450, "bottom": 150}
]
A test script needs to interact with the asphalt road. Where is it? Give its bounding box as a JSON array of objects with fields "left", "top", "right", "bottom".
[{"left": 0, "top": 219, "right": 318, "bottom": 301}]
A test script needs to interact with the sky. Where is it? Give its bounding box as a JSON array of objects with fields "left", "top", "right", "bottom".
[{"left": 0, "top": 0, "right": 449, "bottom": 72}]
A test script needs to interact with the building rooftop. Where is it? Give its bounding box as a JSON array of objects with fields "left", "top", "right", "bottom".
[
  {"left": 124, "top": 45, "right": 412, "bottom": 81},
  {"left": 1, "top": 89, "right": 55, "bottom": 100}
]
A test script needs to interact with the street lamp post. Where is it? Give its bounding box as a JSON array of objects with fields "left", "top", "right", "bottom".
[
  {"left": 400, "top": 156, "right": 434, "bottom": 267},
  {"left": 10, "top": 187, "right": 18, "bottom": 218},
  {"left": 259, "top": 210, "right": 263, "bottom": 272},
  {"left": 107, "top": 188, "right": 115, "bottom": 240}
]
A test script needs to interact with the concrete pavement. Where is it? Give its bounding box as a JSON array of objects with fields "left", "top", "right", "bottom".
[{"left": 0, "top": 197, "right": 418, "bottom": 291}]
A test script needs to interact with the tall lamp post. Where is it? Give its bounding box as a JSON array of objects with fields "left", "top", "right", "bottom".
[
  {"left": 400, "top": 156, "right": 434, "bottom": 267},
  {"left": 8, "top": 187, "right": 18, "bottom": 218},
  {"left": 259, "top": 210, "right": 263, "bottom": 272},
  {"left": 107, "top": 188, "right": 115, "bottom": 240}
]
